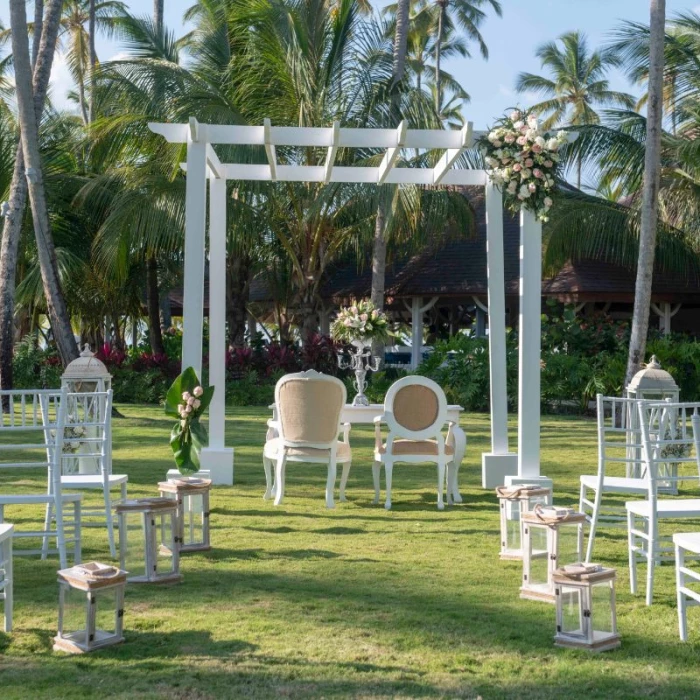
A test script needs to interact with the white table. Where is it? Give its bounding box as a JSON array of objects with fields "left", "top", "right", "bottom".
[{"left": 267, "top": 403, "right": 467, "bottom": 503}]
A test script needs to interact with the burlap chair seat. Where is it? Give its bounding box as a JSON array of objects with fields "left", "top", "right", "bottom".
[
  {"left": 379, "top": 439, "right": 454, "bottom": 456},
  {"left": 265, "top": 437, "right": 351, "bottom": 461}
]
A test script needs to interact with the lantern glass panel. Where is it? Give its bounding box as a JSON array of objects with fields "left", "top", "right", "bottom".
[
  {"left": 505, "top": 500, "right": 521, "bottom": 551},
  {"left": 61, "top": 585, "right": 88, "bottom": 645},
  {"left": 591, "top": 580, "right": 614, "bottom": 636},
  {"left": 93, "top": 588, "right": 119, "bottom": 643},
  {"left": 183, "top": 493, "right": 204, "bottom": 546},
  {"left": 557, "top": 524, "right": 582, "bottom": 569},
  {"left": 122, "top": 512, "right": 147, "bottom": 579},
  {"left": 528, "top": 526, "right": 549, "bottom": 589},
  {"left": 156, "top": 512, "right": 177, "bottom": 572},
  {"left": 559, "top": 584, "right": 585, "bottom": 638}
]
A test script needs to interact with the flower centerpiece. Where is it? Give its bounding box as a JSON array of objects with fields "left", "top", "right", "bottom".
[
  {"left": 331, "top": 298, "right": 390, "bottom": 347},
  {"left": 479, "top": 109, "right": 573, "bottom": 222},
  {"left": 164, "top": 367, "right": 215, "bottom": 474},
  {"left": 332, "top": 299, "right": 389, "bottom": 406}
]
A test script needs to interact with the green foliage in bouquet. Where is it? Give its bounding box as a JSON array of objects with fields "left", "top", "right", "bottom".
[
  {"left": 331, "top": 298, "right": 390, "bottom": 344},
  {"left": 165, "top": 367, "right": 215, "bottom": 473}
]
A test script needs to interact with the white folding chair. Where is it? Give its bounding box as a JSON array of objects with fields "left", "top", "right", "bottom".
[
  {"left": 0, "top": 522, "right": 12, "bottom": 633},
  {"left": 373, "top": 376, "right": 456, "bottom": 511},
  {"left": 263, "top": 370, "right": 351, "bottom": 509},
  {"left": 0, "top": 389, "right": 81, "bottom": 569},
  {"left": 627, "top": 401, "right": 700, "bottom": 605},
  {"left": 43, "top": 389, "right": 122, "bottom": 557},
  {"left": 579, "top": 394, "right": 648, "bottom": 562}
]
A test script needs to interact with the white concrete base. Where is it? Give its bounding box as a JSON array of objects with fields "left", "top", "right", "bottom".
[
  {"left": 481, "top": 452, "right": 518, "bottom": 488},
  {"left": 505, "top": 474, "right": 553, "bottom": 494},
  {"left": 166, "top": 468, "right": 211, "bottom": 482},
  {"left": 199, "top": 447, "right": 234, "bottom": 485}
]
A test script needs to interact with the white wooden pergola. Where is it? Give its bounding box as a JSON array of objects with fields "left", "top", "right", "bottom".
[{"left": 149, "top": 117, "right": 551, "bottom": 490}]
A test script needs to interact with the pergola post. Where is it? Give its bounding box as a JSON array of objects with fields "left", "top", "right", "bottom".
[
  {"left": 182, "top": 122, "right": 207, "bottom": 378},
  {"left": 199, "top": 176, "right": 234, "bottom": 485},
  {"left": 507, "top": 208, "right": 551, "bottom": 489},
  {"left": 411, "top": 297, "right": 423, "bottom": 369},
  {"left": 482, "top": 182, "right": 517, "bottom": 487}
]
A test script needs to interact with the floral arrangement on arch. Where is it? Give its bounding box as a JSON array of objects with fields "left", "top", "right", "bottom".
[
  {"left": 331, "top": 298, "right": 390, "bottom": 345},
  {"left": 165, "top": 367, "right": 215, "bottom": 473},
  {"left": 479, "top": 109, "right": 572, "bottom": 221}
]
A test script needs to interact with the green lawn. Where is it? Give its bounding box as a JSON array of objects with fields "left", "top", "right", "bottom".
[{"left": 1, "top": 405, "right": 700, "bottom": 699}]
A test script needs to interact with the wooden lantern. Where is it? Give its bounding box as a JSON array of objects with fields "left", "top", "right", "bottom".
[
  {"left": 553, "top": 564, "right": 620, "bottom": 652},
  {"left": 495, "top": 485, "right": 552, "bottom": 560},
  {"left": 521, "top": 505, "right": 586, "bottom": 603},
  {"left": 158, "top": 477, "right": 211, "bottom": 553},
  {"left": 54, "top": 562, "right": 126, "bottom": 654},
  {"left": 115, "top": 498, "right": 182, "bottom": 584}
]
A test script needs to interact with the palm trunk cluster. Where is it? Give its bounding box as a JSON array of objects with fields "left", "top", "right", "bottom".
[
  {"left": 625, "top": 0, "right": 666, "bottom": 386},
  {"left": 9, "top": 0, "right": 78, "bottom": 369}
]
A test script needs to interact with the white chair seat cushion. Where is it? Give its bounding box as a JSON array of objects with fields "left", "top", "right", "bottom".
[
  {"left": 626, "top": 499, "right": 700, "bottom": 517},
  {"left": 378, "top": 439, "right": 454, "bottom": 456},
  {"left": 580, "top": 474, "right": 647, "bottom": 494},
  {"left": 61, "top": 474, "right": 128, "bottom": 488},
  {"left": 673, "top": 532, "right": 700, "bottom": 553},
  {"left": 264, "top": 437, "right": 351, "bottom": 461}
]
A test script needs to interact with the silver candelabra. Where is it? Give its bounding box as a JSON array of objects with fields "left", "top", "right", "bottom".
[{"left": 337, "top": 342, "right": 381, "bottom": 406}]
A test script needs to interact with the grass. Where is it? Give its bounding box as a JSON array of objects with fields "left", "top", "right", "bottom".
[{"left": 1, "top": 405, "right": 700, "bottom": 699}]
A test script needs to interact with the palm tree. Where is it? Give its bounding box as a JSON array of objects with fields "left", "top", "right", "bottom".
[
  {"left": 57, "top": 0, "right": 126, "bottom": 125},
  {"left": 516, "top": 31, "right": 636, "bottom": 187},
  {"left": 626, "top": 0, "right": 666, "bottom": 384},
  {"left": 9, "top": 0, "right": 78, "bottom": 367},
  {"left": 424, "top": 0, "right": 501, "bottom": 112}
]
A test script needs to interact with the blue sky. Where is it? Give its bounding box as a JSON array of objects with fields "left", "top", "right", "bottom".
[{"left": 2, "top": 0, "right": 699, "bottom": 128}]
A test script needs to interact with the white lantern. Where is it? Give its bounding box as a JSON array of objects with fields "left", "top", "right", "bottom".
[
  {"left": 553, "top": 564, "right": 620, "bottom": 652},
  {"left": 115, "top": 498, "right": 182, "bottom": 584},
  {"left": 54, "top": 562, "right": 126, "bottom": 654},
  {"left": 158, "top": 477, "right": 211, "bottom": 553},
  {"left": 61, "top": 345, "right": 112, "bottom": 476},
  {"left": 521, "top": 506, "right": 586, "bottom": 603},
  {"left": 496, "top": 485, "right": 552, "bottom": 560}
]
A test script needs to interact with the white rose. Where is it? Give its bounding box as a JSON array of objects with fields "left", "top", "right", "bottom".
[
  {"left": 519, "top": 184, "right": 531, "bottom": 198},
  {"left": 510, "top": 110, "right": 521, "bottom": 121},
  {"left": 534, "top": 136, "right": 545, "bottom": 148},
  {"left": 513, "top": 120, "right": 524, "bottom": 130},
  {"left": 546, "top": 138, "right": 559, "bottom": 151},
  {"left": 526, "top": 128, "right": 537, "bottom": 140},
  {"left": 544, "top": 197, "right": 553, "bottom": 208}
]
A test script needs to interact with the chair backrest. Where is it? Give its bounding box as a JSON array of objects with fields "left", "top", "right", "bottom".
[
  {"left": 0, "top": 390, "right": 62, "bottom": 490},
  {"left": 384, "top": 376, "right": 448, "bottom": 439},
  {"left": 53, "top": 389, "right": 113, "bottom": 479},
  {"left": 638, "top": 400, "right": 700, "bottom": 498},
  {"left": 595, "top": 394, "right": 645, "bottom": 481},
  {"left": 275, "top": 370, "right": 346, "bottom": 446}
]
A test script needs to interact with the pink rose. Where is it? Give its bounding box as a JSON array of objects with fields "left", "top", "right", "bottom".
[
  {"left": 544, "top": 160, "right": 553, "bottom": 168},
  {"left": 528, "top": 182, "right": 537, "bottom": 192},
  {"left": 532, "top": 144, "right": 543, "bottom": 153},
  {"left": 525, "top": 158, "right": 534, "bottom": 168},
  {"left": 516, "top": 136, "right": 527, "bottom": 146},
  {"left": 533, "top": 169, "right": 543, "bottom": 178},
  {"left": 360, "top": 313, "right": 368, "bottom": 322},
  {"left": 512, "top": 163, "right": 522, "bottom": 172},
  {"left": 504, "top": 134, "right": 516, "bottom": 143}
]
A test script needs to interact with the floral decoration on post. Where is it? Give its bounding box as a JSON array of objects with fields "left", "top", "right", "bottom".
[
  {"left": 165, "top": 367, "right": 214, "bottom": 473},
  {"left": 331, "top": 298, "right": 390, "bottom": 346},
  {"left": 479, "top": 109, "right": 574, "bottom": 221}
]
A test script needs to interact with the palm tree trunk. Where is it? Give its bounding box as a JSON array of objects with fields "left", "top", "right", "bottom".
[
  {"left": 10, "top": 0, "right": 78, "bottom": 368},
  {"left": 370, "top": 0, "right": 409, "bottom": 363},
  {"left": 435, "top": 1, "right": 446, "bottom": 113},
  {"left": 226, "top": 254, "right": 250, "bottom": 349},
  {"left": 577, "top": 155, "right": 582, "bottom": 190},
  {"left": 88, "top": 0, "right": 96, "bottom": 124},
  {"left": 146, "top": 256, "right": 165, "bottom": 355},
  {"left": 0, "top": 0, "right": 65, "bottom": 393},
  {"left": 625, "top": 0, "right": 666, "bottom": 387},
  {"left": 154, "top": 0, "right": 164, "bottom": 35}
]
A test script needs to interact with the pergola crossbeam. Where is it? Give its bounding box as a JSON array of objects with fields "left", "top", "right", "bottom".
[
  {"left": 378, "top": 121, "right": 407, "bottom": 184},
  {"left": 264, "top": 118, "right": 277, "bottom": 181},
  {"left": 433, "top": 122, "right": 473, "bottom": 185},
  {"left": 205, "top": 144, "right": 222, "bottom": 179},
  {"left": 324, "top": 121, "right": 340, "bottom": 183}
]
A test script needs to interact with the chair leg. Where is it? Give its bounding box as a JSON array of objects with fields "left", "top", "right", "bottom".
[
  {"left": 436, "top": 460, "right": 445, "bottom": 511},
  {"left": 646, "top": 518, "right": 656, "bottom": 606},
  {"left": 262, "top": 455, "right": 273, "bottom": 500},
  {"left": 628, "top": 509, "right": 637, "bottom": 595},
  {"left": 326, "top": 459, "right": 337, "bottom": 509},
  {"left": 372, "top": 461, "right": 381, "bottom": 505},
  {"left": 339, "top": 461, "right": 351, "bottom": 502},
  {"left": 104, "top": 486, "right": 116, "bottom": 558},
  {"left": 74, "top": 500, "right": 82, "bottom": 565},
  {"left": 446, "top": 462, "right": 454, "bottom": 506},
  {"left": 55, "top": 496, "right": 67, "bottom": 570},
  {"left": 41, "top": 501, "right": 53, "bottom": 560},
  {"left": 676, "top": 543, "right": 688, "bottom": 641},
  {"left": 384, "top": 461, "right": 393, "bottom": 511},
  {"left": 273, "top": 453, "right": 286, "bottom": 506},
  {"left": 585, "top": 486, "right": 602, "bottom": 564},
  {"left": 3, "top": 536, "right": 11, "bottom": 633}
]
